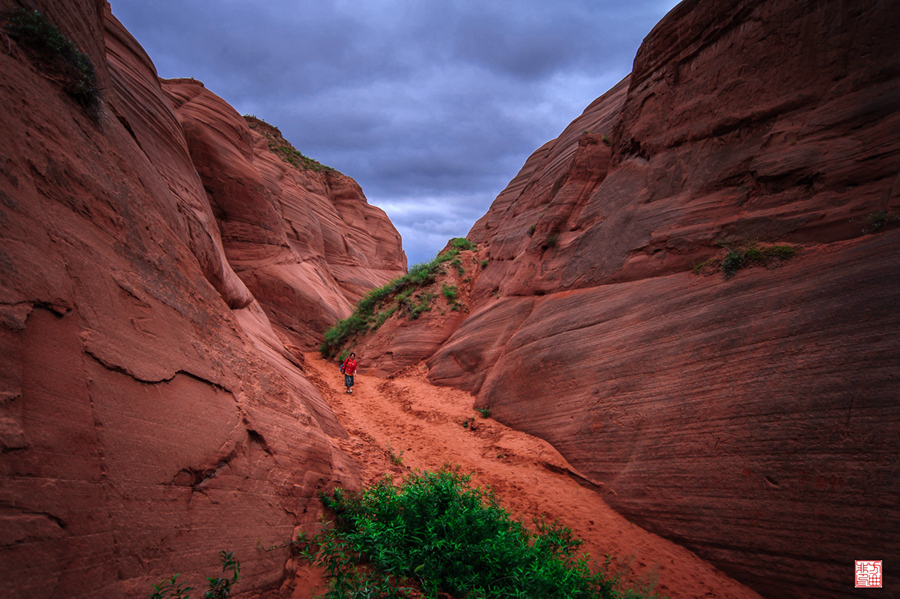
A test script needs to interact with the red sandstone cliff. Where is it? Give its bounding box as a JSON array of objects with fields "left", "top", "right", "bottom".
[
  {"left": 355, "top": 1, "right": 899, "bottom": 598},
  {"left": 0, "top": 1, "right": 403, "bottom": 596}
]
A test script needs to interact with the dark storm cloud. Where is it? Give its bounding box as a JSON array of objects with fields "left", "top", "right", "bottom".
[{"left": 110, "top": 0, "right": 681, "bottom": 264}]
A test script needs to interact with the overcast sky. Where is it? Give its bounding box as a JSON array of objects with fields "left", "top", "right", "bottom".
[{"left": 110, "top": 0, "right": 681, "bottom": 266}]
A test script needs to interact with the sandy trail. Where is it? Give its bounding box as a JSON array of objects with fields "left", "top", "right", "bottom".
[{"left": 295, "top": 353, "right": 762, "bottom": 599}]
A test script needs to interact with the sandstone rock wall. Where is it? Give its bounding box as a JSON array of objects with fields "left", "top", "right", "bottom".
[
  {"left": 0, "top": 2, "right": 402, "bottom": 596},
  {"left": 163, "top": 85, "right": 406, "bottom": 348},
  {"left": 427, "top": 1, "right": 900, "bottom": 597}
]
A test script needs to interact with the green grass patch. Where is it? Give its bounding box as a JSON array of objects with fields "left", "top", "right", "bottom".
[
  {"left": 3, "top": 8, "right": 101, "bottom": 120},
  {"left": 449, "top": 237, "right": 477, "bottom": 251},
  {"left": 409, "top": 292, "right": 436, "bottom": 320},
  {"left": 865, "top": 210, "right": 897, "bottom": 233},
  {"left": 302, "top": 468, "right": 661, "bottom": 599},
  {"left": 543, "top": 233, "right": 559, "bottom": 250},
  {"left": 441, "top": 284, "right": 458, "bottom": 302},
  {"left": 720, "top": 244, "right": 799, "bottom": 278},
  {"left": 320, "top": 246, "right": 469, "bottom": 358}
]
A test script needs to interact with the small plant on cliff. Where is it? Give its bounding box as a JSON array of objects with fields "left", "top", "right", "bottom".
[
  {"left": 449, "top": 237, "right": 477, "bottom": 251},
  {"left": 721, "top": 249, "right": 745, "bottom": 278},
  {"left": 476, "top": 406, "right": 491, "bottom": 418},
  {"left": 299, "top": 467, "right": 658, "bottom": 599},
  {"left": 543, "top": 233, "right": 559, "bottom": 250},
  {"left": 150, "top": 551, "right": 240, "bottom": 599},
  {"left": 408, "top": 292, "right": 436, "bottom": 320},
  {"left": 3, "top": 7, "right": 101, "bottom": 120},
  {"left": 244, "top": 115, "right": 334, "bottom": 173},
  {"left": 866, "top": 210, "right": 891, "bottom": 232},
  {"left": 721, "top": 244, "right": 799, "bottom": 278},
  {"left": 441, "top": 284, "right": 458, "bottom": 302}
]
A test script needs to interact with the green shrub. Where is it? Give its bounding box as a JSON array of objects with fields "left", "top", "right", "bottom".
[
  {"left": 307, "top": 468, "right": 654, "bottom": 599},
  {"left": 449, "top": 237, "right": 476, "bottom": 251},
  {"left": 718, "top": 244, "right": 799, "bottom": 279},
  {"left": 867, "top": 210, "right": 887, "bottom": 232},
  {"left": 477, "top": 406, "right": 491, "bottom": 418},
  {"left": 3, "top": 8, "right": 101, "bottom": 119},
  {"left": 721, "top": 250, "right": 745, "bottom": 278},
  {"left": 150, "top": 551, "right": 240, "bottom": 599},
  {"left": 480, "top": 259, "right": 489, "bottom": 269},
  {"left": 441, "top": 284, "right": 458, "bottom": 301},
  {"left": 409, "top": 292, "right": 436, "bottom": 320}
]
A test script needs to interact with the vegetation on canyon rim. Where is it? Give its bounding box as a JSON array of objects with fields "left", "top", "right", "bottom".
[
  {"left": 2, "top": 7, "right": 101, "bottom": 120},
  {"left": 244, "top": 115, "right": 334, "bottom": 173},
  {"left": 320, "top": 238, "right": 478, "bottom": 358},
  {"left": 299, "top": 467, "right": 663, "bottom": 599}
]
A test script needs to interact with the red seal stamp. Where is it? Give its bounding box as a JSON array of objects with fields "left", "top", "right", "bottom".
[{"left": 855, "top": 561, "right": 883, "bottom": 588}]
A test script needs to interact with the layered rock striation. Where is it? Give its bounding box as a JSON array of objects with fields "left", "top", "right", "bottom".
[{"left": 0, "top": 1, "right": 403, "bottom": 596}]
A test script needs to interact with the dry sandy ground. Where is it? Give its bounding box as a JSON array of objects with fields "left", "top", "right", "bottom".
[{"left": 287, "top": 353, "right": 763, "bottom": 599}]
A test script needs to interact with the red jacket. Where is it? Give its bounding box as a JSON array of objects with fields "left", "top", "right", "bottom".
[{"left": 342, "top": 358, "right": 358, "bottom": 376}]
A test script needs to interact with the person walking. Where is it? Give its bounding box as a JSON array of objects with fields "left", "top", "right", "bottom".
[{"left": 341, "top": 352, "right": 358, "bottom": 394}]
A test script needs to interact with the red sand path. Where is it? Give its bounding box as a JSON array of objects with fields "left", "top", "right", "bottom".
[{"left": 289, "top": 353, "right": 763, "bottom": 599}]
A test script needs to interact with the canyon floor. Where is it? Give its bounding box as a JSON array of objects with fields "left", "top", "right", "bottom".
[{"left": 286, "top": 353, "right": 764, "bottom": 599}]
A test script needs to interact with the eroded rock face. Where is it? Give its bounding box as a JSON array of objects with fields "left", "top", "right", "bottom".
[
  {"left": 0, "top": 2, "right": 397, "bottom": 596},
  {"left": 162, "top": 82, "right": 406, "bottom": 349},
  {"left": 428, "top": 1, "right": 900, "bottom": 597}
]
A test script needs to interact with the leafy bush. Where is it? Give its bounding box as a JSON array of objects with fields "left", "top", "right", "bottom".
[
  {"left": 449, "top": 237, "right": 476, "bottom": 251},
  {"left": 543, "top": 233, "right": 559, "bottom": 250},
  {"left": 477, "top": 406, "right": 491, "bottom": 418},
  {"left": 3, "top": 8, "right": 101, "bottom": 119},
  {"left": 441, "top": 284, "right": 458, "bottom": 301},
  {"left": 409, "top": 292, "right": 436, "bottom": 320},
  {"left": 721, "top": 250, "right": 744, "bottom": 278},
  {"left": 150, "top": 552, "right": 240, "bottom": 599},
  {"left": 305, "top": 468, "right": 659, "bottom": 599}
]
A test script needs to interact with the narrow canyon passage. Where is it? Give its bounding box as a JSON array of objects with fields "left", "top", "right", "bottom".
[{"left": 295, "top": 353, "right": 763, "bottom": 599}]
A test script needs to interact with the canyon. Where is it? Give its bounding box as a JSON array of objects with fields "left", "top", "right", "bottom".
[{"left": 0, "top": 0, "right": 897, "bottom": 598}]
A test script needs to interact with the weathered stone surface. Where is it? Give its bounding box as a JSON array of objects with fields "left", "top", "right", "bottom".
[
  {"left": 162, "top": 82, "right": 406, "bottom": 349},
  {"left": 472, "top": 234, "right": 900, "bottom": 598},
  {"left": 0, "top": 2, "right": 393, "bottom": 596},
  {"left": 427, "top": 1, "right": 900, "bottom": 598}
]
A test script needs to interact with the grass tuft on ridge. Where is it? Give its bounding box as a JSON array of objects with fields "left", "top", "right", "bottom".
[{"left": 319, "top": 238, "right": 477, "bottom": 358}]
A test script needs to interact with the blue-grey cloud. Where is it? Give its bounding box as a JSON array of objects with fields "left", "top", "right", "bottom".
[{"left": 110, "top": 0, "right": 681, "bottom": 265}]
